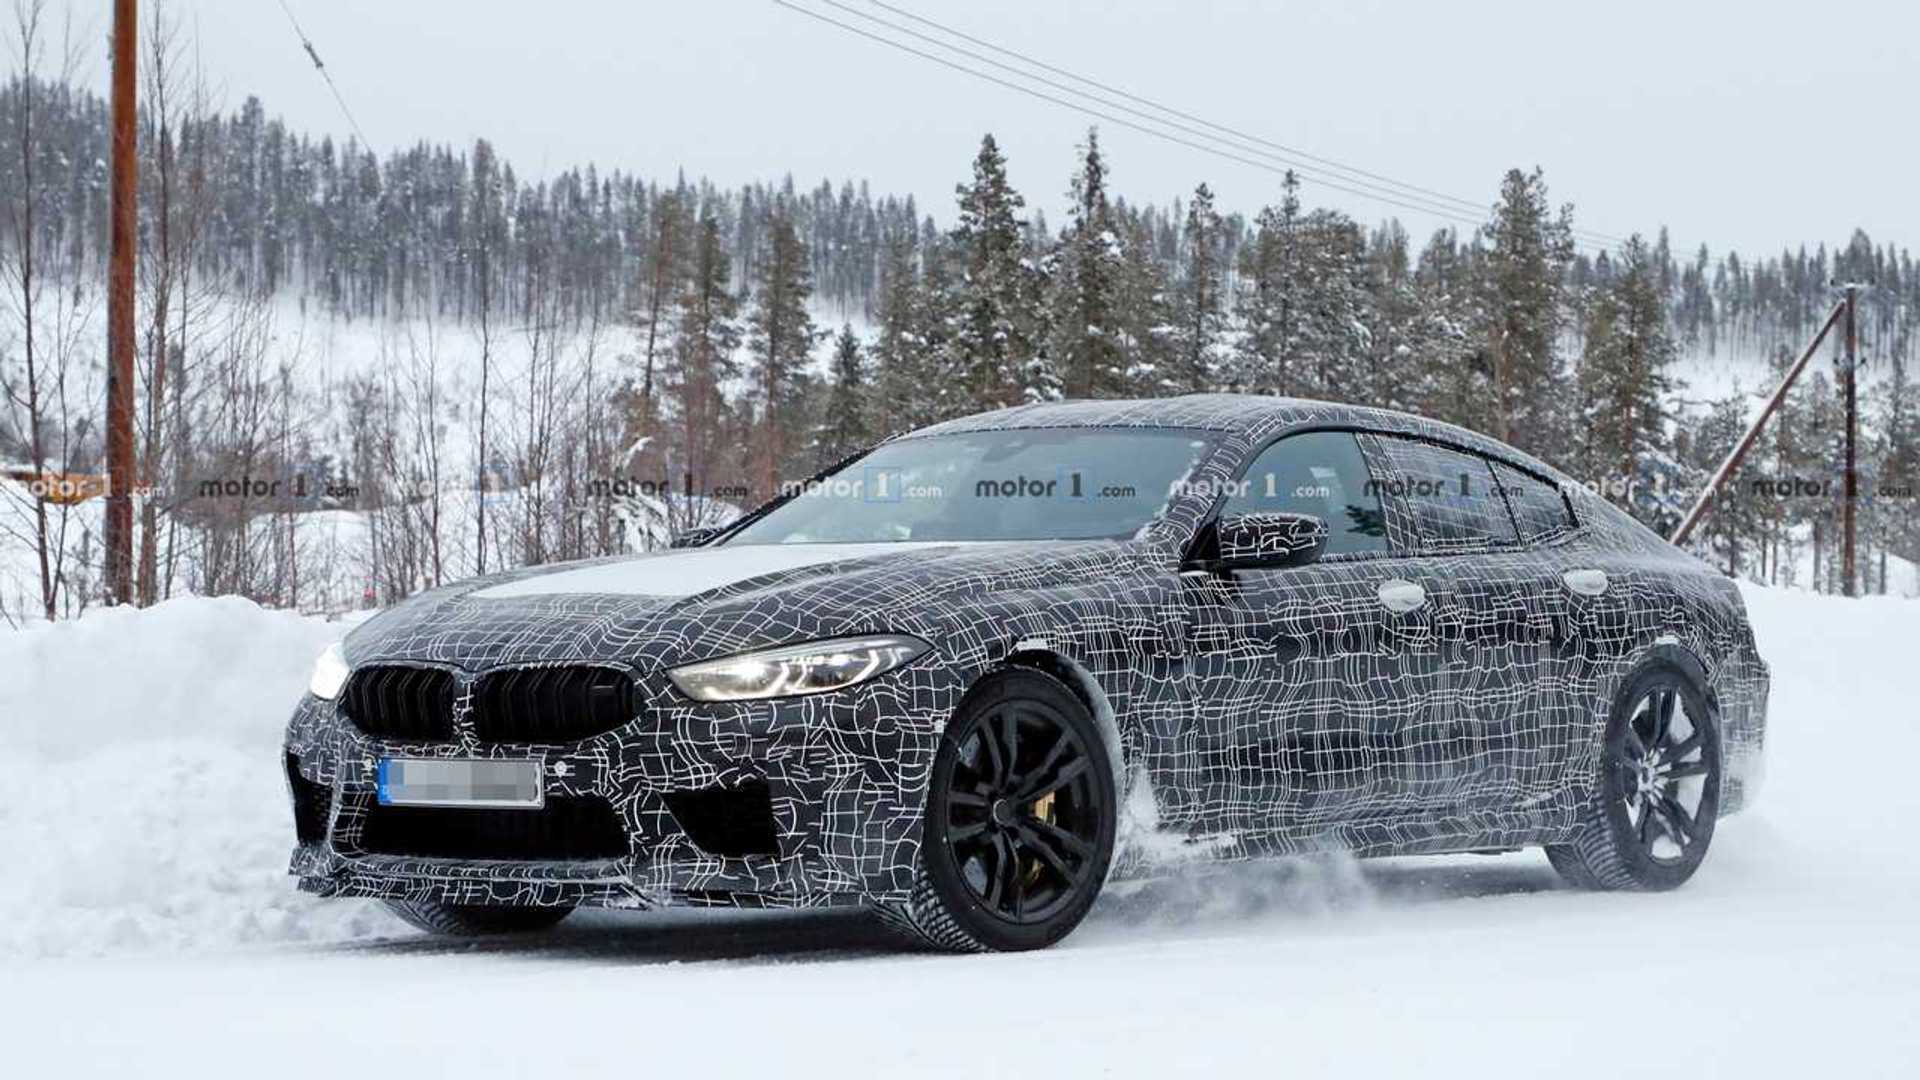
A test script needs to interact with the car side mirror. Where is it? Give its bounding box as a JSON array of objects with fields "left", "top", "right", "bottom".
[
  {"left": 670, "top": 526, "right": 723, "bottom": 549},
  {"left": 1211, "top": 512, "right": 1329, "bottom": 571}
]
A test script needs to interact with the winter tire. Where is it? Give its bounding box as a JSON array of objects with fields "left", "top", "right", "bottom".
[
  {"left": 881, "top": 669, "right": 1117, "bottom": 952},
  {"left": 1547, "top": 662, "right": 1722, "bottom": 891}
]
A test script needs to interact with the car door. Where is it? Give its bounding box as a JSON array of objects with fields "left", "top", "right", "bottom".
[
  {"left": 1370, "top": 436, "right": 1558, "bottom": 815},
  {"left": 1484, "top": 457, "right": 1591, "bottom": 806},
  {"left": 1177, "top": 430, "right": 1444, "bottom": 843}
]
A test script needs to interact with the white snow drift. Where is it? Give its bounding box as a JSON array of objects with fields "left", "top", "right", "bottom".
[{"left": 0, "top": 598, "right": 393, "bottom": 957}]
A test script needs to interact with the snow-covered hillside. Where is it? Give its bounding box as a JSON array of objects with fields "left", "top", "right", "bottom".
[{"left": 2, "top": 582, "right": 1916, "bottom": 1075}]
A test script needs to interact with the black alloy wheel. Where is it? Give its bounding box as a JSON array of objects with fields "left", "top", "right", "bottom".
[
  {"left": 1614, "top": 681, "right": 1715, "bottom": 865},
  {"left": 886, "top": 669, "right": 1116, "bottom": 951},
  {"left": 1548, "top": 663, "right": 1722, "bottom": 891}
]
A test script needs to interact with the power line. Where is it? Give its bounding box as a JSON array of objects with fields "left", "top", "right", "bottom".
[
  {"left": 773, "top": 2, "right": 1494, "bottom": 236},
  {"left": 862, "top": 0, "right": 1636, "bottom": 251},
  {"left": 274, "top": 0, "right": 371, "bottom": 152},
  {"left": 814, "top": 1, "right": 1497, "bottom": 228},
  {"left": 866, "top": 0, "right": 1620, "bottom": 241},
  {"left": 777, "top": 0, "right": 1630, "bottom": 255},
  {"left": 813, "top": 0, "right": 1529, "bottom": 238}
]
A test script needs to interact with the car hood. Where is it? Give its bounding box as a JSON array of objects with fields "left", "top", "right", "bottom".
[{"left": 342, "top": 539, "right": 1152, "bottom": 673}]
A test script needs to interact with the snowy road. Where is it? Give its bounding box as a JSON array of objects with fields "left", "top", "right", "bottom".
[{"left": 7, "top": 585, "right": 1918, "bottom": 1077}]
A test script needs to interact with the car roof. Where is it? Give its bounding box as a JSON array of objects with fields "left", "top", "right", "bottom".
[
  {"left": 904, "top": 394, "right": 1303, "bottom": 434},
  {"left": 899, "top": 394, "right": 1569, "bottom": 482}
]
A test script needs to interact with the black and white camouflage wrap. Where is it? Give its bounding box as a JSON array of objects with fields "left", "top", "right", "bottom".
[
  {"left": 284, "top": 395, "right": 1769, "bottom": 910},
  {"left": 1213, "top": 511, "right": 1331, "bottom": 567}
]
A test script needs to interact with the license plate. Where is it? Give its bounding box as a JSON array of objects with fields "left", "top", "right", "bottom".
[{"left": 376, "top": 758, "right": 544, "bottom": 809}]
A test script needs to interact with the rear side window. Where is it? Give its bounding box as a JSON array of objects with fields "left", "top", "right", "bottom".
[
  {"left": 1490, "top": 460, "right": 1576, "bottom": 543},
  {"left": 1374, "top": 437, "right": 1519, "bottom": 552},
  {"left": 1223, "top": 431, "right": 1388, "bottom": 557}
]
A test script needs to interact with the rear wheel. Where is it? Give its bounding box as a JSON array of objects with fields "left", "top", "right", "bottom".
[
  {"left": 1547, "top": 663, "right": 1721, "bottom": 891},
  {"left": 882, "top": 669, "right": 1116, "bottom": 952},
  {"left": 383, "top": 899, "right": 574, "bottom": 937}
]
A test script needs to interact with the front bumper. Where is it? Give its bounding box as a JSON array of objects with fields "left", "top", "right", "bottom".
[{"left": 283, "top": 664, "right": 965, "bottom": 909}]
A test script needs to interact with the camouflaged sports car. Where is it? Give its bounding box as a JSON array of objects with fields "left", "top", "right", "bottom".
[{"left": 284, "top": 395, "right": 1768, "bottom": 951}]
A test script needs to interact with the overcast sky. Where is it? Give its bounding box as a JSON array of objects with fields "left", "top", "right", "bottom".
[{"left": 60, "top": 0, "right": 1917, "bottom": 257}]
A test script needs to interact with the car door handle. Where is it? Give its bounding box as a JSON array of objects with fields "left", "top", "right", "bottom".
[
  {"left": 1562, "top": 568, "right": 1610, "bottom": 596},
  {"left": 1377, "top": 578, "right": 1426, "bottom": 613}
]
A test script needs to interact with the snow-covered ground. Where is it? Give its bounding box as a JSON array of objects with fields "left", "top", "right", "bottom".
[{"left": 3, "top": 584, "right": 1916, "bottom": 1076}]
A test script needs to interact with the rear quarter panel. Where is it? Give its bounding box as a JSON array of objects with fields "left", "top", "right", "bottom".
[{"left": 1565, "top": 487, "right": 1770, "bottom": 815}]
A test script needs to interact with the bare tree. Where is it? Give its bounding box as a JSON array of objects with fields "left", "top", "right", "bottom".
[
  {"left": 471, "top": 138, "right": 500, "bottom": 575},
  {"left": 394, "top": 314, "right": 450, "bottom": 589},
  {"left": 134, "top": 0, "right": 217, "bottom": 605},
  {"left": 0, "top": 0, "right": 92, "bottom": 621},
  {"left": 571, "top": 305, "right": 619, "bottom": 560},
  {"left": 357, "top": 308, "right": 463, "bottom": 605},
  {"left": 512, "top": 270, "right": 561, "bottom": 567},
  {"left": 182, "top": 290, "right": 294, "bottom": 603}
]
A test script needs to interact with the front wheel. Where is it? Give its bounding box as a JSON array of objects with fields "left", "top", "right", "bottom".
[
  {"left": 383, "top": 899, "right": 574, "bottom": 937},
  {"left": 882, "top": 669, "right": 1117, "bottom": 952},
  {"left": 1547, "top": 663, "right": 1722, "bottom": 891}
]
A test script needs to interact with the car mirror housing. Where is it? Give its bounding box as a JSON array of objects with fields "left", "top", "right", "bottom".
[
  {"left": 670, "top": 526, "right": 724, "bottom": 549},
  {"left": 1211, "top": 512, "right": 1329, "bottom": 571}
]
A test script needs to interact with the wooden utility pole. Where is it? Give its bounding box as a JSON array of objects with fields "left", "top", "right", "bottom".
[
  {"left": 1841, "top": 284, "right": 1860, "bottom": 597},
  {"left": 1671, "top": 287, "right": 1868, "bottom": 597},
  {"left": 103, "top": 0, "right": 138, "bottom": 605},
  {"left": 1671, "top": 300, "right": 1845, "bottom": 547}
]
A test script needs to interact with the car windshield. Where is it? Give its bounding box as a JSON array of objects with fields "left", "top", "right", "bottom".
[{"left": 726, "top": 429, "right": 1216, "bottom": 544}]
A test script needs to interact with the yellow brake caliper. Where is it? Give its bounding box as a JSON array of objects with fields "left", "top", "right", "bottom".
[{"left": 1024, "top": 791, "right": 1057, "bottom": 885}]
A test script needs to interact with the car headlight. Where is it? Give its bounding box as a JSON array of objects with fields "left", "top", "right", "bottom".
[
  {"left": 308, "top": 642, "right": 351, "bottom": 700},
  {"left": 667, "top": 634, "right": 931, "bottom": 702}
]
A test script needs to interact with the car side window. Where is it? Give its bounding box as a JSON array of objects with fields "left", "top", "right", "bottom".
[
  {"left": 1374, "top": 437, "right": 1519, "bottom": 552},
  {"left": 1223, "top": 431, "right": 1388, "bottom": 557},
  {"left": 1490, "top": 459, "right": 1577, "bottom": 543}
]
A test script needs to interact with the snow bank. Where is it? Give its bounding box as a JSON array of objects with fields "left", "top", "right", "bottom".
[{"left": 0, "top": 598, "right": 395, "bottom": 957}]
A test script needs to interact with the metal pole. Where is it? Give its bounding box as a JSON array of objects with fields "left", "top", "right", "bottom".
[
  {"left": 1671, "top": 300, "right": 1846, "bottom": 547},
  {"left": 103, "top": 0, "right": 137, "bottom": 606},
  {"left": 1842, "top": 285, "right": 1859, "bottom": 597}
]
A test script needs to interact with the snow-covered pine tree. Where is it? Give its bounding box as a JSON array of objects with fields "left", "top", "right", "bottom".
[
  {"left": 814, "top": 323, "right": 873, "bottom": 467},
  {"left": 1872, "top": 347, "right": 1918, "bottom": 589},
  {"left": 951, "top": 134, "right": 1044, "bottom": 409},
  {"left": 1291, "top": 207, "right": 1374, "bottom": 403},
  {"left": 1230, "top": 171, "right": 1304, "bottom": 395},
  {"left": 871, "top": 230, "right": 943, "bottom": 435},
  {"left": 1576, "top": 235, "right": 1679, "bottom": 522},
  {"left": 917, "top": 229, "right": 966, "bottom": 420},
  {"left": 1483, "top": 167, "right": 1577, "bottom": 456},
  {"left": 1755, "top": 342, "right": 1805, "bottom": 583},
  {"left": 1018, "top": 210, "right": 1063, "bottom": 404},
  {"left": 1680, "top": 394, "right": 1763, "bottom": 575},
  {"left": 1167, "top": 182, "right": 1227, "bottom": 394},
  {"left": 1407, "top": 227, "right": 1491, "bottom": 433},
  {"left": 745, "top": 204, "right": 821, "bottom": 499},
  {"left": 1112, "top": 201, "right": 1174, "bottom": 394},
  {"left": 1361, "top": 222, "right": 1414, "bottom": 410},
  {"left": 1676, "top": 243, "right": 1716, "bottom": 356},
  {"left": 1797, "top": 369, "right": 1843, "bottom": 591},
  {"left": 1047, "top": 128, "right": 1128, "bottom": 399}
]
